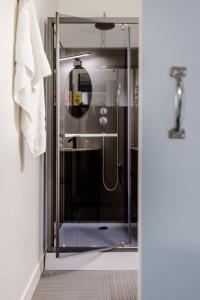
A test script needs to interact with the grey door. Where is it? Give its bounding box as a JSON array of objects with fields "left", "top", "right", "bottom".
[{"left": 141, "top": 1, "right": 200, "bottom": 299}]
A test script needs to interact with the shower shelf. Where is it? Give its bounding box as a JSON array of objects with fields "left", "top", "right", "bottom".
[{"left": 64, "top": 133, "right": 118, "bottom": 138}]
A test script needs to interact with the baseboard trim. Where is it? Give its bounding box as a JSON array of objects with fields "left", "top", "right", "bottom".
[{"left": 20, "top": 255, "right": 44, "bottom": 300}]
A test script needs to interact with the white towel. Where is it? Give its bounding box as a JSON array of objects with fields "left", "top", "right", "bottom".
[{"left": 14, "top": 0, "right": 52, "bottom": 157}]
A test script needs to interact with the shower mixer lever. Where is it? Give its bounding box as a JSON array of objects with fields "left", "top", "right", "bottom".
[{"left": 99, "top": 116, "right": 108, "bottom": 127}]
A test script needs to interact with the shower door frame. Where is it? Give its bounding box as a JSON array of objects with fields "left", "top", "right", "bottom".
[{"left": 46, "top": 14, "right": 139, "bottom": 256}]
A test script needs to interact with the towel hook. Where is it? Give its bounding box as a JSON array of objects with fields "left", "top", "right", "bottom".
[{"left": 168, "top": 66, "right": 187, "bottom": 139}]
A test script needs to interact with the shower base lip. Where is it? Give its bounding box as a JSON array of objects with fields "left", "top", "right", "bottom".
[{"left": 49, "top": 246, "right": 138, "bottom": 253}]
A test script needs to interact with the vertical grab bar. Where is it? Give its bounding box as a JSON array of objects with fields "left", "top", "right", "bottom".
[
  {"left": 56, "top": 12, "right": 60, "bottom": 258},
  {"left": 169, "top": 66, "right": 187, "bottom": 139}
]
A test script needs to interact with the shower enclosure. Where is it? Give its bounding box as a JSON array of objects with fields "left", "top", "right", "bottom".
[{"left": 46, "top": 14, "right": 139, "bottom": 257}]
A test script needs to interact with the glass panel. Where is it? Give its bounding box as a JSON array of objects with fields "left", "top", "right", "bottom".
[
  {"left": 53, "top": 16, "right": 139, "bottom": 252},
  {"left": 129, "top": 24, "right": 139, "bottom": 246}
]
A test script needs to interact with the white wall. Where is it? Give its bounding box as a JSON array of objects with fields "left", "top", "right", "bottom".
[
  {"left": 141, "top": 0, "right": 200, "bottom": 299},
  {"left": 34, "top": 0, "right": 57, "bottom": 33},
  {"left": 58, "top": 0, "right": 140, "bottom": 17},
  {"left": 0, "top": 1, "right": 57, "bottom": 300},
  {"left": 0, "top": 0, "right": 138, "bottom": 299}
]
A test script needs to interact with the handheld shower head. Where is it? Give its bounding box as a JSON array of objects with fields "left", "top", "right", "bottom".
[{"left": 116, "top": 83, "right": 122, "bottom": 104}]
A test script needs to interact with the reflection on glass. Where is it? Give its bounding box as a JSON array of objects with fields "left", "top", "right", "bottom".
[{"left": 66, "top": 59, "right": 92, "bottom": 118}]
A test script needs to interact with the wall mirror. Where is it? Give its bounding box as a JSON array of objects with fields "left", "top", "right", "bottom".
[{"left": 66, "top": 59, "right": 92, "bottom": 118}]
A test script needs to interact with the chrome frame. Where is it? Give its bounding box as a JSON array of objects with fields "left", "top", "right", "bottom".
[
  {"left": 127, "top": 26, "right": 132, "bottom": 244},
  {"left": 55, "top": 12, "right": 61, "bottom": 258},
  {"left": 46, "top": 17, "right": 55, "bottom": 252},
  {"left": 46, "top": 15, "right": 139, "bottom": 254},
  {"left": 48, "top": 16, "right": 139, "bottom": 25}
]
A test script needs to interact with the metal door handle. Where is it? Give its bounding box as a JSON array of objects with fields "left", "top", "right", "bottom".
[{"left": 169, "top": 66, "right": 187, "bottom": 139}]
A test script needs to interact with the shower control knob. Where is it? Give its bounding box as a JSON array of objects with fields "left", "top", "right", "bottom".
[
  {"left": 99, "top": 116, "right": 108, "bottom": 127},
  {"left": 100, "top": 107, "right": 108, "bottom": 116}
]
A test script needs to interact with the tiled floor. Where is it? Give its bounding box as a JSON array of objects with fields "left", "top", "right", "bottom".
[
  {"left": 32, "top": 270, "right": 138, "bottom": 300},
  {"left": 58, "top": 223, "right": 138, "bottom": 248}
]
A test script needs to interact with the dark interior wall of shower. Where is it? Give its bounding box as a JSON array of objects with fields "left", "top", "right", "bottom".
[
  {"left": 53, "top": 48, "right": 138, "bottom": 223},
  {"left": 60, "top": 107, "right": 138, "bottom": 223},
  {"left": 61, "top": 107, "right": 128, "bottom": 222}
]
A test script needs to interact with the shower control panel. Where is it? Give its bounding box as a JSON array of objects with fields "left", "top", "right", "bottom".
[{"left": 99, "top": 106, "right": 108, "bottom": 128}]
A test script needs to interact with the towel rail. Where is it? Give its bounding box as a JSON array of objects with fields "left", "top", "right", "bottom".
[{"left": 64, "top": 133, "right": 118, "bottom": 138}]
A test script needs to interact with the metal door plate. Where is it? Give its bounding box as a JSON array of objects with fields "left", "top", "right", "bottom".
[
  {"left": 170, "top": 67, "right": 187, "bottom": 79},
  {"left": 169, "top": 128, "right": 185, "bottom": 139}
]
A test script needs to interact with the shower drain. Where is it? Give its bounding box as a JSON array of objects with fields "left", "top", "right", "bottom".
[{"left": 98, "top": 226, "right": 108, "bottom": 230}]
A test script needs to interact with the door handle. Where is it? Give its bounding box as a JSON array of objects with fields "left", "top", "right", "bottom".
[{"left": 169, "top": 66, "right": 187, "bottom": 139}]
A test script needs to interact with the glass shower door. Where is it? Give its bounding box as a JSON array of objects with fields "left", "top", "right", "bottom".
[{"left": 54, "top": 13, "right": 137, "bottom": 257}]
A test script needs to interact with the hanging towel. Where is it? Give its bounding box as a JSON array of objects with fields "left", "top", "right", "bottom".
[{"left": 14, "top": 0, "right": 52, "bottom": 157}]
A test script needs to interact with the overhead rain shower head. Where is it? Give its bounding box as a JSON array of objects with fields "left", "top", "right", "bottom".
[{"left": 95, "top": 23, "right": 115, "bottom": 30}]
